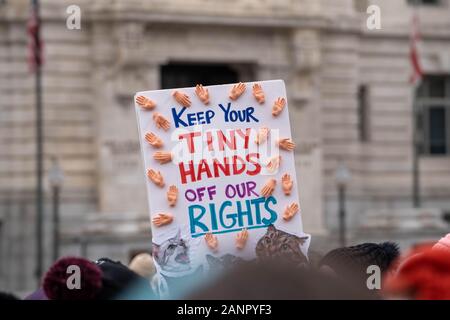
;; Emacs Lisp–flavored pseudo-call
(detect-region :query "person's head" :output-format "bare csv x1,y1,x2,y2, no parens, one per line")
383,244,450,300
0,291,20,300
42,256,154,300
318,242,400,287
43,256,103,300
128,253,156,280
94,257,155,299
187,259,376,299
432,233,450,254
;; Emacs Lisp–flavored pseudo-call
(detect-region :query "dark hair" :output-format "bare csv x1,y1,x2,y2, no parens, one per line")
0,291,20,300
94,257,155,300
187,260,377,300
318,242,400,289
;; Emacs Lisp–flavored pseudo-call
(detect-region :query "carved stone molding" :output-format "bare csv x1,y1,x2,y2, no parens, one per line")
291,29,321,72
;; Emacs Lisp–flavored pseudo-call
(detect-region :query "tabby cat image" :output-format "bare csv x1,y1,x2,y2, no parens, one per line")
256,224,308,267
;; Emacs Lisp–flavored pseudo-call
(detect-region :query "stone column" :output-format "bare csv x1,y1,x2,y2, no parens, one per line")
91,21,159,219
289,28,326,235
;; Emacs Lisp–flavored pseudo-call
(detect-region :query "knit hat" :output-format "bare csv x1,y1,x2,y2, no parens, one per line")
383,245,450,300
43,257,103,300
0,291,20,300
42,256,154,300
94,257,154,300
432,233,450,254
319,242,400,278
129,253,156,279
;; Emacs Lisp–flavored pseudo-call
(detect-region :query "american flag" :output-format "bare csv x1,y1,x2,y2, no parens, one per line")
409,13,423,86
27,0,43,72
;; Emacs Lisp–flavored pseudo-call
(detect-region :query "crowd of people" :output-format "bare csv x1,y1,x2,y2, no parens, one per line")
1,233,450,300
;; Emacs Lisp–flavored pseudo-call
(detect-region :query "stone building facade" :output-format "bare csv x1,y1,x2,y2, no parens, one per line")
1,0,450,293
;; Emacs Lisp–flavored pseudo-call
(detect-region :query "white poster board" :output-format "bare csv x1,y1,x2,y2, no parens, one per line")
134,80,310,285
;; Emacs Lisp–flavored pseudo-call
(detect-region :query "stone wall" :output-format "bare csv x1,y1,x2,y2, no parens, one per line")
321,0,450,248
1,0,450,293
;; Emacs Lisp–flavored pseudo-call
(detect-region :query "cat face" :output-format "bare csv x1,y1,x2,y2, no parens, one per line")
152,231,191,273
256,225,308,266
206,254,244,271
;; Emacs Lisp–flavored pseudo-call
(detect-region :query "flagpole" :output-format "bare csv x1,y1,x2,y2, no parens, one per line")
31,0,44,282
412,86,420,208
411,2,421,208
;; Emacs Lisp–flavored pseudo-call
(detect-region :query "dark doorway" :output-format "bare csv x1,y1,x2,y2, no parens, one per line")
160,63,239,89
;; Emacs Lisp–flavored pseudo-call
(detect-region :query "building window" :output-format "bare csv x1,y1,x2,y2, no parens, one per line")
160,63,239,89
407,0,441,6
358,85,370,142
416,75,450,155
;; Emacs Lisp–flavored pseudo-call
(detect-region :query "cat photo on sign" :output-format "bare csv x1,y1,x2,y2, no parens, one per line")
135,80,310,291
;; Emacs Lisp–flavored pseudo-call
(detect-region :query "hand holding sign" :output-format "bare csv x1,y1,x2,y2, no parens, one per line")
272,97,286,117
167,185,178,207
252,83,265,104
283,203,299,221
145,132,163,148
266,155,282,173
136,95,156,110
153,151,173,164
261,178,276,198
229,82,246,100
135,80,310,285
153,112,171,131
255,127,270,145
278,138,296,151
195,84,210,105
173,90,192,108
235,229,249,250
282,173,293,196
152,213,173,227
147,169,165,188
205,232,219,252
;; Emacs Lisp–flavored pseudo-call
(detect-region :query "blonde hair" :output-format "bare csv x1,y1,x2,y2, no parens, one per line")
129,253,156,279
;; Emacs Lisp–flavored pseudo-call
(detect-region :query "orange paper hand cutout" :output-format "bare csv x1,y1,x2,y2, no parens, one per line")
260,178,276,198
145,132,163,148
255,127,270,145
172,90,191,108
153,151,172,164
153,112,170,131
195,84,210,105
267,155,282,173
252,83,265,104
281,173,293,196
272,97,286,117
236,228,249,250
136,95,156,110
152,213,173,227
278,138,296,151
205,232,219,252
283,203,299,221
167,185,178,207
147,169,165,188
229,82,246,100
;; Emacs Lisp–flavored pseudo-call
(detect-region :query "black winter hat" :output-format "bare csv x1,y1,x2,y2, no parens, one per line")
319,242,400,276
94,257,154,299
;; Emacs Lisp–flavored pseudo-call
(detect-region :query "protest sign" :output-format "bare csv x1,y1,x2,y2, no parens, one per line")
134,80,310,284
